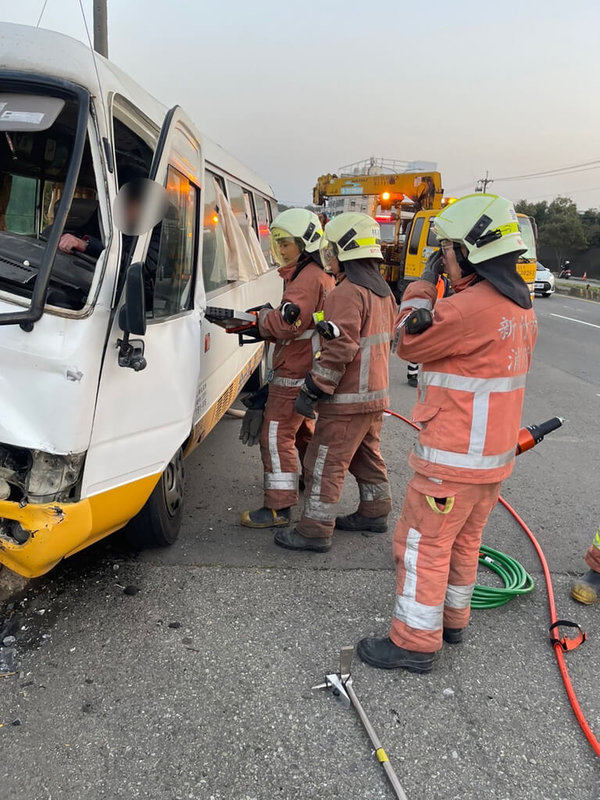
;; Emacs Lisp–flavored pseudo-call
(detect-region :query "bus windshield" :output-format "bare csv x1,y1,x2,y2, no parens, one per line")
517,215,536,260
0,89,101,311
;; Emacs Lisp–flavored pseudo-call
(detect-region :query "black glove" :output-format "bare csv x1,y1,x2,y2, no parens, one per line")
420,249,443,285
239,408,263,446
295,373,325,419
295,386,319,419
281,302,300,324
315,320,340,340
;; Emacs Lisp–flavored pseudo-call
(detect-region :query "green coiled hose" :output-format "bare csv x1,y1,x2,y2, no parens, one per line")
471,544,535,608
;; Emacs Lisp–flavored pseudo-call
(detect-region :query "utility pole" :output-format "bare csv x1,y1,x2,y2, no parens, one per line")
475,171,493,193
93,0,108,58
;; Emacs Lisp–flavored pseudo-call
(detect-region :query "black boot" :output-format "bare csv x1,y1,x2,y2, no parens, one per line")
335,512,388,533
357,637,434,673
274,527,331,553
443,627,464,645
407,376,418,388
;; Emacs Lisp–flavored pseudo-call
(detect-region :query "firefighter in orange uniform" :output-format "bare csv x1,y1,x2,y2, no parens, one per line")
274,213,397,552
358,194,537,673
240,209,334,528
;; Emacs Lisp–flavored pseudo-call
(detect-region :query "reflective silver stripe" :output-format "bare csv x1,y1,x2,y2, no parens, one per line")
358,481,391,502
414,442,515,470
271,376,305,388
297,329,314,340
303,497,336,521
265,472,298,491
312,362,343,383
445,583,475,609
358,344,370,394
394,527,443,631
420,372,527,393
326,389,388,405
268,421,281,473
311,330,320,356
311,444,328,498
359,332,391,346
398,297,432,313
469,392,490,456
303,444,330,520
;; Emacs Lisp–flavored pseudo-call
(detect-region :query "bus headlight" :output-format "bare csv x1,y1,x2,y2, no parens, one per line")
27,451,85,502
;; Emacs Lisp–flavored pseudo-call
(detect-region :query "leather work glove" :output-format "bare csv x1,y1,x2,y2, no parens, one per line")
295,386,319,419
239,408,264,446
420,249,443,285
239,384,269,446
294,374,325,419
280,302,301,325
315,320,340,341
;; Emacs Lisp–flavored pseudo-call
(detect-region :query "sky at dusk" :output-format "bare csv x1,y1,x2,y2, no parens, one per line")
2,0,599,209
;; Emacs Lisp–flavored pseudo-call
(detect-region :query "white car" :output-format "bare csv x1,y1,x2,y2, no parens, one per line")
534,262,555,297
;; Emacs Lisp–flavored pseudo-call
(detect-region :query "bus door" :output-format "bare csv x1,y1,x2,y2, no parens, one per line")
403,210,439,280
82,106,204,501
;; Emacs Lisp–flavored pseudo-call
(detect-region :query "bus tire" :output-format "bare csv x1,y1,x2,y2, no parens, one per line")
126,448,185,549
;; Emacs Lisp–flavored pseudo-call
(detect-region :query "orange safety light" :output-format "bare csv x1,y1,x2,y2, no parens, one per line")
212,214,219,225
381,191,391,201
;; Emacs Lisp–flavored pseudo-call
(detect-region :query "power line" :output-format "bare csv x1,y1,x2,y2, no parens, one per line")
494,160,600,183
36,0,49,26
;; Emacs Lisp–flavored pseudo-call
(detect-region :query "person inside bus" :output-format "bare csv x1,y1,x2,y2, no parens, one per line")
239,209,334,529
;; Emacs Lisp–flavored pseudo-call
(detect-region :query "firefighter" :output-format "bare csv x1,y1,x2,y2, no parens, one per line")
357,194,537,673
240,209,334,528
273,213,397,552
571,526,600,604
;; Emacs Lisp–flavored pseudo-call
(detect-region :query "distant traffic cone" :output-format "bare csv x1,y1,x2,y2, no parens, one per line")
582,271,587,281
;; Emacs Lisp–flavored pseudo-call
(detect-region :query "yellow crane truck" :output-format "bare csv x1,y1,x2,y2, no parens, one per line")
314,173,537,299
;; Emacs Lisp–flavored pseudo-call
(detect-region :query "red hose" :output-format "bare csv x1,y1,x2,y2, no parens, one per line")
385,407,600,757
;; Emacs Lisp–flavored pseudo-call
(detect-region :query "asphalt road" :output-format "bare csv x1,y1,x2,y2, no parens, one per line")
1,294,599,800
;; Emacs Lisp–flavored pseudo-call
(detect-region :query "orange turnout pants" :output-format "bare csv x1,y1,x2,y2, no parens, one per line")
391,473,502,653
260,389,315,511
297,410,392,539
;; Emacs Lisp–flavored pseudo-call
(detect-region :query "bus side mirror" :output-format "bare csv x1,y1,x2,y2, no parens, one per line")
117,262,147,371
119,262,146,336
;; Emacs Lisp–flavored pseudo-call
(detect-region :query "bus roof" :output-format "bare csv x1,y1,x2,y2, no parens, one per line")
0,22,275,198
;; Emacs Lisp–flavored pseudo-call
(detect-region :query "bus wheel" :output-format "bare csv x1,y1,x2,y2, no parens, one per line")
126,449,185,549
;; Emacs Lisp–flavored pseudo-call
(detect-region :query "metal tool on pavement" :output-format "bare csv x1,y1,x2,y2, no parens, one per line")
313,646,409,800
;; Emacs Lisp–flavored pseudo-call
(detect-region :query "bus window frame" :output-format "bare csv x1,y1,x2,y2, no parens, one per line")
0,81,113,323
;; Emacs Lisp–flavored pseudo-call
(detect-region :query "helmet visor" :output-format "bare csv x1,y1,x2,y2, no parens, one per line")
319,235,339,273
270,228,302,266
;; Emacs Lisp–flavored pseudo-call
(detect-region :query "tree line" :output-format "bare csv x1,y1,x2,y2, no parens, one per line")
515,197,600,270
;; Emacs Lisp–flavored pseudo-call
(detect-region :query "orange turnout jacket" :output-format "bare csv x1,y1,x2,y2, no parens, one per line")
397,276,537,484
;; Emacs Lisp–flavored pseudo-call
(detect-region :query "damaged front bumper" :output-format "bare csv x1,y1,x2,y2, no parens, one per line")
0,474,160,578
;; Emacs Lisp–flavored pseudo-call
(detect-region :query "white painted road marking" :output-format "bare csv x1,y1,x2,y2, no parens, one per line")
550,313,600,329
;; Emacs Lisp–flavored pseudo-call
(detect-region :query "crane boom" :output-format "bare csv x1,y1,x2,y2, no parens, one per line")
313,171,443,209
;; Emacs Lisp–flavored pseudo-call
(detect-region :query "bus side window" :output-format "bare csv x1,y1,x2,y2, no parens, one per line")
149,165,198,318
202,171,228,293
408,216,424,255
253,193,271,259
226,179,249,237
243,189,257,234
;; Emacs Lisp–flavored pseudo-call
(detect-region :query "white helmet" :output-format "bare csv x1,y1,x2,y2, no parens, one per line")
320,212,383,267
433,194,526,265
270,208,323,257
